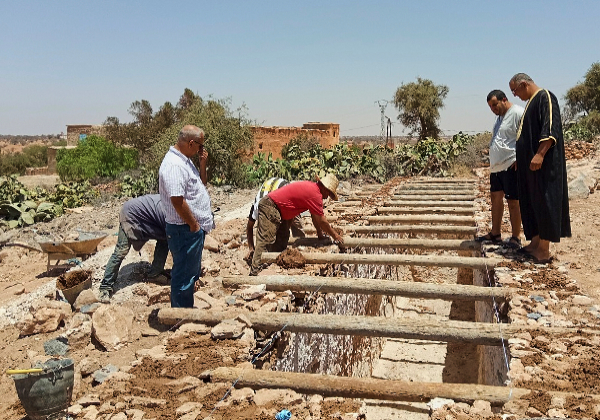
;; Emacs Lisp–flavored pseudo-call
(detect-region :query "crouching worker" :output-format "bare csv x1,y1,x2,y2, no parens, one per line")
98,194,169,302
249,174,343,276
245,177,306,265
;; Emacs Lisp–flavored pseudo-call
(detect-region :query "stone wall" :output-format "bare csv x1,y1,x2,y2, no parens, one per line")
47,146,76,174
250,122,339,159
66,125,105,146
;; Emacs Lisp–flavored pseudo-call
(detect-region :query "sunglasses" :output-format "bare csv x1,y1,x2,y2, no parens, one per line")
511,82,524,95
192,139,204,150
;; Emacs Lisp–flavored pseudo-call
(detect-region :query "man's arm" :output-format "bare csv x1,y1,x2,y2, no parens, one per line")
311,214,343,244
170,196,200,232
246,219,255,251
199,149,208,185
310,213,326,239
530,139,553,171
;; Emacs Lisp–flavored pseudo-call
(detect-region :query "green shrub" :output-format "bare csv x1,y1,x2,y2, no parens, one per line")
0,175,98,229
564,123,595,142
246,133,472,183
118,169,158,198
56,135,138,182
450,132,490,174
146,98,254,187
0,144,49,176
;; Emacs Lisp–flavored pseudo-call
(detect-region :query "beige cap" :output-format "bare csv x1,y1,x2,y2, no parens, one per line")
318,173,339,201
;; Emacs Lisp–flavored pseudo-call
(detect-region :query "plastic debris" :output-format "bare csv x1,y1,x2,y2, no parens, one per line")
275,409,291,420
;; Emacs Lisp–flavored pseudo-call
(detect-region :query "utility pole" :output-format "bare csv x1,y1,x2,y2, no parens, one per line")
375,100,388,143
386,117,393,148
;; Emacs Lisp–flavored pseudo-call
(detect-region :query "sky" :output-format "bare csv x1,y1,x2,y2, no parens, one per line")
1,0,599,137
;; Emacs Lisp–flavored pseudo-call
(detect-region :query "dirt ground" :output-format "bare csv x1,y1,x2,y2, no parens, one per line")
1,146,600,419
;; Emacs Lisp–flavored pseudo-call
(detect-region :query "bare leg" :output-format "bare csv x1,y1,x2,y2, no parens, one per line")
529,237,551,261
523,235,541,252
490,191,504,236
506,199,522,239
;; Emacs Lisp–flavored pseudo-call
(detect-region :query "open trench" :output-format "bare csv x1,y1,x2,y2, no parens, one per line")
269,178,509,419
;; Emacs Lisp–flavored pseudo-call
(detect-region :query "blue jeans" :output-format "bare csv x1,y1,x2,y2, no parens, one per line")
100,225,169,292
166,223,205,308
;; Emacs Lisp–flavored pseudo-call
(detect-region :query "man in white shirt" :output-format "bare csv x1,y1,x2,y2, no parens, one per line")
159,125,214,307
478,90,524,248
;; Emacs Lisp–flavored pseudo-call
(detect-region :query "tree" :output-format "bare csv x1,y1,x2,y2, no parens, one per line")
393,77,449,140
565,62,600,133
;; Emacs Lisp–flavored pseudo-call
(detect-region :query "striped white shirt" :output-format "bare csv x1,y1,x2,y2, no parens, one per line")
158,146,214,232
250,177,289,221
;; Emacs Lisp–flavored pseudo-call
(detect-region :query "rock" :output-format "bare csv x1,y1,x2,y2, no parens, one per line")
227,240,241,249
68,404,83,416
193,291,223,309
525,406,543,417
92,305,139,351
230,387,255,402
204,235,220,252
92,364,119,384
43,337,69,356
551,395,566,408
211,319,244,339
176,402,203,414
253,389,303,406
203,259,221,274
428,398,455,411
233,284,266,301
547,408,568,418
80,303,102,315
123,395,167,407
17,300,72,337
568,173,593,199
74,289,98,310
146,285,171,305
173,323,211,337
166,376,203,393
470,400,493,418
109,413,127,420
98,402,114,413
572,294,593,306
82,405,99,419
77,395,101,407
79,358,102,377
549,341,568,353
225,296,237,305
125,409,145,420
260,302,278,312
64,313,92,349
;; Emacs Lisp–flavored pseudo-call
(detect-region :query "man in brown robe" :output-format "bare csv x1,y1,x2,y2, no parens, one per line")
508,73,571,263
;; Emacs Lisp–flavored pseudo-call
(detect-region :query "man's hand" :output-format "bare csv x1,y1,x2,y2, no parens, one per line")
199,148,208,162
190,222,201,233
332,232,344,245
530,154,544,171
244,250,254,266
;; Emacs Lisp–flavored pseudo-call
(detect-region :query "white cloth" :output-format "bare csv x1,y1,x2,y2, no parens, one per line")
250,177,288,221
489,104,524,173
158,146,214,232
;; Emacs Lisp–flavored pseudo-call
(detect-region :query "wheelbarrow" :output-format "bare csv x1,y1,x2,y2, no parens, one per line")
36,231,107,273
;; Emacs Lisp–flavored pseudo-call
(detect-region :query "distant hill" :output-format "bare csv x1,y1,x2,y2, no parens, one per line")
0,134,62,144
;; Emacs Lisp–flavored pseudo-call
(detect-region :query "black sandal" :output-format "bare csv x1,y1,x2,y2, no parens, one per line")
507,236,521,249
476,232,502,243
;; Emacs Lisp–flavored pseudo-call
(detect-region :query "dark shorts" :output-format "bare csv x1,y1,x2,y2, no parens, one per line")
490,166,519,200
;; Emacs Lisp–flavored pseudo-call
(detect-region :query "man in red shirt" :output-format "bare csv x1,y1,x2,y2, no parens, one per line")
249,174,343,276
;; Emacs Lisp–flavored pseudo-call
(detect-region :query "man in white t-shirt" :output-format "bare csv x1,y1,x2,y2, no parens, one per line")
477,90,524,248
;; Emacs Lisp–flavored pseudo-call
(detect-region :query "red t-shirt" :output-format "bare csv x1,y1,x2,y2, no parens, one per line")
268,181,324,220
